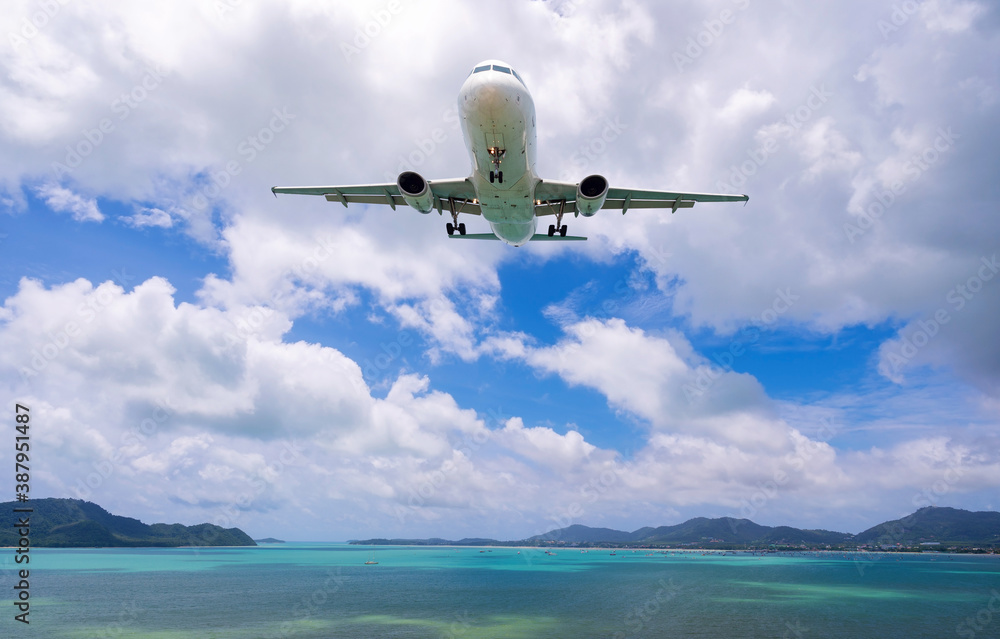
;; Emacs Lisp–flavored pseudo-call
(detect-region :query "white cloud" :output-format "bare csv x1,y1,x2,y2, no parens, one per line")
0,0,998,539
35,184,103,222
124,206,173,228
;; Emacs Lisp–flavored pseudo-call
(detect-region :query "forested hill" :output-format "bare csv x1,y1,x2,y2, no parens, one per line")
0,498,256,547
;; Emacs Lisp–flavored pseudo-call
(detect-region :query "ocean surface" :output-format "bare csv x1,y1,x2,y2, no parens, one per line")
6,544,999,638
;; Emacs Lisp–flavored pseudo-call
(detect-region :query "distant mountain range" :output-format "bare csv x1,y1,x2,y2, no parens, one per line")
852,507,1000,545
0,498,256,547
352,507,1000,548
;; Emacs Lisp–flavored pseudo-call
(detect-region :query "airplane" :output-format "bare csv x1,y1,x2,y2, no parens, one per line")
272,59,748,247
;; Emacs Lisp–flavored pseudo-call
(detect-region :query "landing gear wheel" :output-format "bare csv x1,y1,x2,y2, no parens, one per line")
458,222,467,236
446,222,455,236
559,225,567,237
489,171,495,183
498,171,503,184
547,224,556,237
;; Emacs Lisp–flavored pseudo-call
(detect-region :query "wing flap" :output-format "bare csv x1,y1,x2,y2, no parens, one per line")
602,199,696,211
606,187,748,203
272,177,481,214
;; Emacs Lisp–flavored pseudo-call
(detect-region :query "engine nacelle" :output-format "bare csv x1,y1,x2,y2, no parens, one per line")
576,174,609,217
397,171,434,214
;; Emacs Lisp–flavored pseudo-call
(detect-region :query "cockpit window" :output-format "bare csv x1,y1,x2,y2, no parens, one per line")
510,69,527,88
473,65,491,74
492,65,512,74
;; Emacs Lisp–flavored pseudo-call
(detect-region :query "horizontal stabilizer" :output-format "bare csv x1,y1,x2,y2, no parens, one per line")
447,233,501,240
529,234,587,241
447,233,587,241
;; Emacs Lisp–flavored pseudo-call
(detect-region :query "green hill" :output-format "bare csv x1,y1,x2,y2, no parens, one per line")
854,506,1000,546
0,498,256,547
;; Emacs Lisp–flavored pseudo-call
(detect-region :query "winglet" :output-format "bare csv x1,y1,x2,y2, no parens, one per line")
271,186,277,198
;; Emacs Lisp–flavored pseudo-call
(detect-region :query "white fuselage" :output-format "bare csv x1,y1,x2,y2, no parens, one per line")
458,60,538,246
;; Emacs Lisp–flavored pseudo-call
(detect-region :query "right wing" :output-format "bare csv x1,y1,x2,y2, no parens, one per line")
533,180,748,215
271,178,482,215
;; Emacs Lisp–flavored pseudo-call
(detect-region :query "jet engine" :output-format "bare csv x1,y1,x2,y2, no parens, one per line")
576,174,609,217
396,171,435,214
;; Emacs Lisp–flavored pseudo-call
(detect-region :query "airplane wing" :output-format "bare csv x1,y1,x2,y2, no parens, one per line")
271,178,482,214
533,180,748,216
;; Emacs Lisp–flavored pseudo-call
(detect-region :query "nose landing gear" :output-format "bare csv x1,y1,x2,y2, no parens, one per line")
487,146,505,184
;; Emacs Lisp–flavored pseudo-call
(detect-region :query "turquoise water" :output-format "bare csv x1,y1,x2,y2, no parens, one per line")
8,545,999,638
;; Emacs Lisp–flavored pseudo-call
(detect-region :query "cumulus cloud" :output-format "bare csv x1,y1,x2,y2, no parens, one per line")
124,206,173,228
0,0,998,538
35,184,103,222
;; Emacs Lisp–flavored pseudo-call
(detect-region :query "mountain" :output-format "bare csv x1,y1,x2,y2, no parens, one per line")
534,517,852,546
527,524,637,544
853,506,1000,546
352,507,997,548
0,498,256,547
352,537,503,546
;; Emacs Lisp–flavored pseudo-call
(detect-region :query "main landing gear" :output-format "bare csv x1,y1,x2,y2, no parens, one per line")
487,146,505,184
546,199,569,236
445,197,467,236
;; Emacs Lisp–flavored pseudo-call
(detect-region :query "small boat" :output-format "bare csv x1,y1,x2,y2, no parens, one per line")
364,549,378,565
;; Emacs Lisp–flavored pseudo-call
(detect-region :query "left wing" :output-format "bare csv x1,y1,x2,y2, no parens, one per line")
533,180,748,215
271,178,481,214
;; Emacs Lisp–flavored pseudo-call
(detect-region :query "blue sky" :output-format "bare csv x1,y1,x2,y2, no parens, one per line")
1,0,998,541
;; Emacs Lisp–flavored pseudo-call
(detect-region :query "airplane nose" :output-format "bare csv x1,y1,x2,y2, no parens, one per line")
472,84,510,114
470,83,500,104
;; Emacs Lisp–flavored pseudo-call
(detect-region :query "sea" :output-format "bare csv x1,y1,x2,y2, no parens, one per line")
7,544,998,638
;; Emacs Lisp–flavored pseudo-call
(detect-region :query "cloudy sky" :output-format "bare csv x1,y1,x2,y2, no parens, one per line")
1,0,998,542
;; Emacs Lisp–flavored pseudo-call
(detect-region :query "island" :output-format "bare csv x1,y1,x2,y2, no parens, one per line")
0,498,256,547
351,507,1000,553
